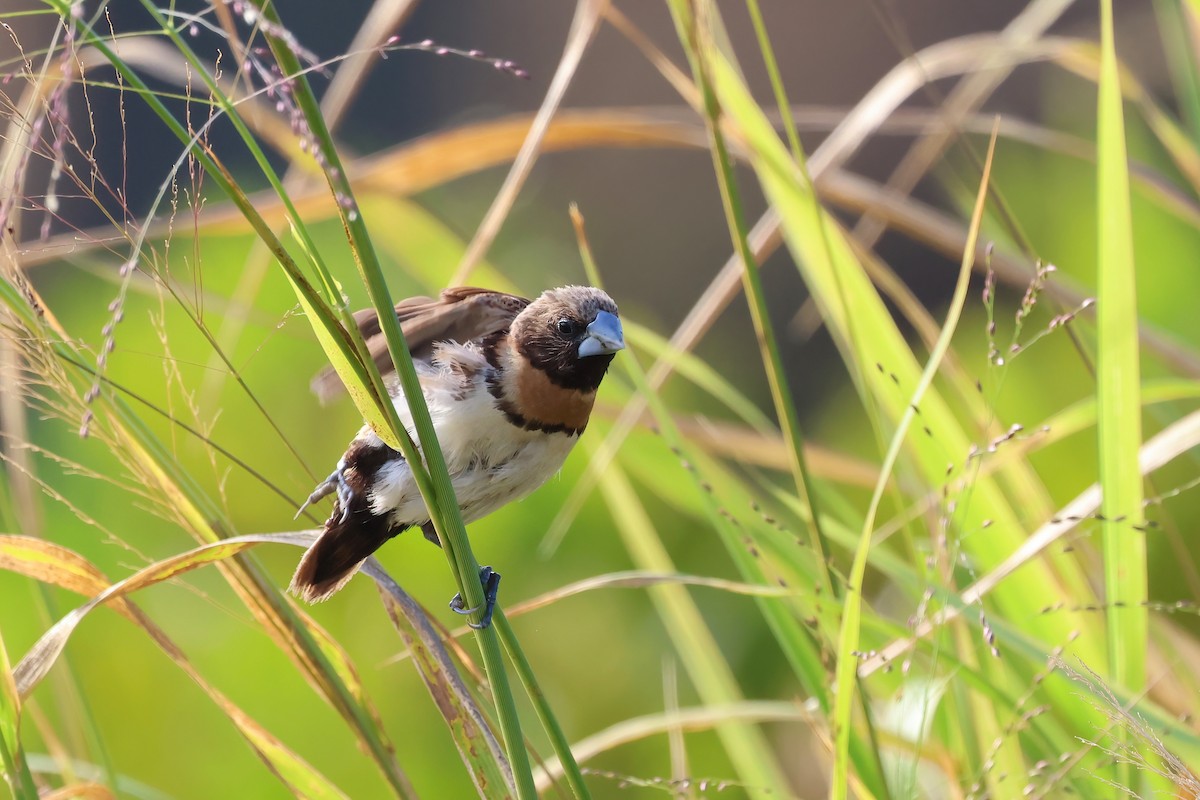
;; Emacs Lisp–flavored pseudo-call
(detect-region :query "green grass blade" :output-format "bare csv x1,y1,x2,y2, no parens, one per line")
704,24,1103,649
572,206,798,795
1096,0,1147,691
573,207,890,796
492,612,590,800
742,0,803,161
829,128,997,800
1156,0,1200,142
1096,0,1148,789
595,464,795,796
0,269,416,797
251,8,536,793
0,629,37,800
696,34,1129,795
668,0,836,600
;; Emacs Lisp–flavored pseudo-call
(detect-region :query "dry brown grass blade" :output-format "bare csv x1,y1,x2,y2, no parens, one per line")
15,109,712,268
4,530,508,796
355,110,707,199
811,34,1071,178
451,0,609,283
320,0,420,131
589,401,879,485
364,563,512,798
0,534,350,798
0,538,143,626
851,0,1075,249
858,409,1200,678
10,532,315,697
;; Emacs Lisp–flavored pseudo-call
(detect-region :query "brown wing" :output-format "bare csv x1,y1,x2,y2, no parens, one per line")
311,287,530,403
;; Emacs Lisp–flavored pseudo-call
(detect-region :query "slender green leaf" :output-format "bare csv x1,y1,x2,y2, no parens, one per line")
250,4,537,793
0,535,349,799
1096,0,1147,693
1096,1,1149,790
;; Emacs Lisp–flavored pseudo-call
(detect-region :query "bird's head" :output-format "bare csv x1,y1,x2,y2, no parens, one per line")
509,286,624,392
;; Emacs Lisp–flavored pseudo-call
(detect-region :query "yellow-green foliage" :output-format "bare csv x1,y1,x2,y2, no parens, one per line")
4,2,1200,799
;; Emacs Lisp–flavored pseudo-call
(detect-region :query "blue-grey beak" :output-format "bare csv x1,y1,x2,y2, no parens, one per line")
578,310,624,358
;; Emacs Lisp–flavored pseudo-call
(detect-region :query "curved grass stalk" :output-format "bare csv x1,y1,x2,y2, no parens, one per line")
572,204,876,795
22,8,418,794
828,128,996,800
668,0,836,603
249,2,535,791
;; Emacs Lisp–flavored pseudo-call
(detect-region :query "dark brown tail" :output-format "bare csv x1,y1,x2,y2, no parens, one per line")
290,505,401,603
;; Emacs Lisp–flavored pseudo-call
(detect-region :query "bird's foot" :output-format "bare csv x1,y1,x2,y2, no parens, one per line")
449,566,502,630
294,459,355,522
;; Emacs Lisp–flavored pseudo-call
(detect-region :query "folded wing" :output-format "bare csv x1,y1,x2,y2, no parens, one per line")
311,286,530,403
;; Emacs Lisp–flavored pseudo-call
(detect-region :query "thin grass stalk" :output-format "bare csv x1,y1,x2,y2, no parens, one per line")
736,6,914,593
0,28,119,792
1,353,116,791
250,3,536,794
5,17,416,795
742,0,802,162
668,0,836,601
594,465,795,796
0,632,37,800
106,392,421,797
452,0,605,284
830,128,997,798
51,1,396,440
570,208,887,796
0,727,36,800
1152,0,1200,143
201,0,420,409
1096,0,1148,790
53,1,531,792
491,611,590,800
664,6,896,792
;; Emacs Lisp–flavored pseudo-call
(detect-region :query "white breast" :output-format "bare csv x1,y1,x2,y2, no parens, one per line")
357,349,579,528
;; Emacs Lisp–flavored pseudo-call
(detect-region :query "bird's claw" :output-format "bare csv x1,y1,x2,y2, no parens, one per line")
449,566,501,629
295,459,354,522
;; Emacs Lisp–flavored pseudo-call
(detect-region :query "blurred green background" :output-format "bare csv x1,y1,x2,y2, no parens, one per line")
4,1,1200,798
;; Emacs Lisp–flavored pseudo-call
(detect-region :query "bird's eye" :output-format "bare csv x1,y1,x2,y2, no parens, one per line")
556,318,579,336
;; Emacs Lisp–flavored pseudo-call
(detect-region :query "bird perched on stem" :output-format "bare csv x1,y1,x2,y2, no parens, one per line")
290,286,624,628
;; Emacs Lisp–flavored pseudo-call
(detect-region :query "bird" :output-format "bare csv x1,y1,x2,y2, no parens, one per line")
289,285,624,628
